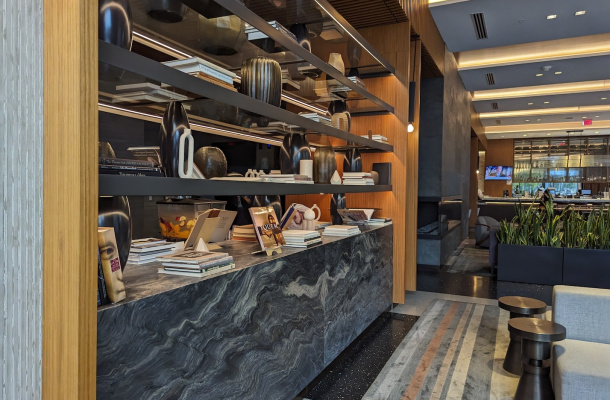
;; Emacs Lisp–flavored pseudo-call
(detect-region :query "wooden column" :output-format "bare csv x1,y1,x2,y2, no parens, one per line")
43,0,98,399
484,139,514,197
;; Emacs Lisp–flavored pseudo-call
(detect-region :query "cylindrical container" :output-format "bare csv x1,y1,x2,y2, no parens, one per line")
147,0,187,23
313,146,337,184
240,56,282,127
300,159,313,180
99,0,132,81
159,102,190,178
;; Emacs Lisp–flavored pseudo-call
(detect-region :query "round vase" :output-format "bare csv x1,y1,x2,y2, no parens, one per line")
343,147,362,172
198,15,247,56
98,196,132,271
147,0,187,23
280,132,312,174
326,53,345,89
331,193,346,225
159,102,190,178
99,0,132,81
193,146,228,178
313,146,337,184
241,56,282,127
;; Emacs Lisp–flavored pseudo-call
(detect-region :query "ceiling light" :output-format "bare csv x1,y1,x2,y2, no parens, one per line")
538,119,542,121
472,80,610,101
596,116,600,118
555,71,562,75
525,119,530,122
575,11,586,16
528,102,534,105
603,98,608,100
523,134,528,136
536,73,544,77
544,101,550,104
583,116,588,118
547,15,557,20
596,131,600,133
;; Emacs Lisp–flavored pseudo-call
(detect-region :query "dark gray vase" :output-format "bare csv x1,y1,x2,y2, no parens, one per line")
290,23,311,52
313,146,337,184
159,102,190,178
343,147,362,172
147,0,187,23
240,56,282,127
193,147,228,178
331,193,346,225
98,196,132,271
99,0,132,81
280,132,311,174
254,195,283,221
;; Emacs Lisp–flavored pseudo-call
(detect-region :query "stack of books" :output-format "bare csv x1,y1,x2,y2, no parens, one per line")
245,20,296,42
331,76,366,93
367,218,393,226
315,221,332,229
322,225,361,237
282,230,322,248
157,250,235,277
262,174,314,184
162,57,237,92
232,224,258,242
99,156,163,177
128,238,176,264
360,134,389,143
342,172,375,185
113,82,189,103
282,71,300,91
298,112,332,126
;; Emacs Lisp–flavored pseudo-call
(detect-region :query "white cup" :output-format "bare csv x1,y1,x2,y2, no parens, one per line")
300,159,313,180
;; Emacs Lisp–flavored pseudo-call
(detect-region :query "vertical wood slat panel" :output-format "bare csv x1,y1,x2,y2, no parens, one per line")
43,0,98,399
1,1,44,399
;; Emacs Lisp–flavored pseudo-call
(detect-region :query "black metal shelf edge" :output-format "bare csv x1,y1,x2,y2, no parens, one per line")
99,175,392,196
99,41,393,152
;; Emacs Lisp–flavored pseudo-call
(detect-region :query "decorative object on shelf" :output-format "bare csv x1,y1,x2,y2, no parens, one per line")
280,132,311,174
99,141,116,159
343,146,362,173
326,53,345,89
346,38,362,78
290,23,311,52
253,195,283,222
331,193,347,225
178,128,194,178
328,100,351,132
198,15,247,56
303,204,321,231
241,56,282,127
97,227,126,303
330,170,342,185
299,159,314,180
147,0,187,23
98,196,132,272
313,146,337,184
373,162,391,185
193,146,227,179
370,170,379,185
250,206,285,254
159,101,190,178
98,0,132,81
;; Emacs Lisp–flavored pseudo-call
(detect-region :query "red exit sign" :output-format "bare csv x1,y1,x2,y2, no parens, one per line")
583,119,593,126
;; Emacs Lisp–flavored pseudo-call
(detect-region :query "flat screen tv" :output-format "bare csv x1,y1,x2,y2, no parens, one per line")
485,166,513,181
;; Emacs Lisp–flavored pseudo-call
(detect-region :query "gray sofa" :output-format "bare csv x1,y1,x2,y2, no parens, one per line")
551,285,610,400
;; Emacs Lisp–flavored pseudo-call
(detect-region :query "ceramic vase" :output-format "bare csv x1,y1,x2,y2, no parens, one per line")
328,100,351,132
346,38,362,77
98,0,132,81
147,0,187,23
193,147,228,178
343,147,362,172
198,15,247,56
241,56,282,127
98,196,132,271
327,53,345,89
280,132,312,174
290,23,311,52
331,193,346,225
313,146,337,184
160,102,190,178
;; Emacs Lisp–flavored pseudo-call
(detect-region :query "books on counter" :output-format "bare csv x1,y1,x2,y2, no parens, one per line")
232,224,258,242
157,250,235,277
127,238,177,264
342,172,375,185
360,134,389,143
367,218,393,226
282,230,322,248
322,225,361,237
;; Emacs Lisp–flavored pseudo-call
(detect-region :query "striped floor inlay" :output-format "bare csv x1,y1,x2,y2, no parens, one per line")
363,300,519,400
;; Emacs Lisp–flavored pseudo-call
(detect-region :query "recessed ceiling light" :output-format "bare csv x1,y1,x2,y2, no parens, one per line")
544,101,550,104
523,134,528,136
528,102,534,105
583,116,588,119
547,15,557,20
537,119,542,121
555,71,562,75
536,73,544,77
595,116,600,118
525,119,530,122
501,136,505,138
547,133,551,136
602,98,608,100
595,131,600,133
575,10,586,16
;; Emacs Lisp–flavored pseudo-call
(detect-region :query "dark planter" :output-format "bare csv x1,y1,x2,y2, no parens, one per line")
194,147,227,178
98,0,132,81
280,132,311,174
563,248,610,289
331,193,346,225
159,102,190,178
98,196,132,271
240,56,282,127
497,244,563,285
313,146,337,184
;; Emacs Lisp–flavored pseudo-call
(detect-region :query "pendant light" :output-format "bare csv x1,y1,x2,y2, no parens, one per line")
408,36,419,133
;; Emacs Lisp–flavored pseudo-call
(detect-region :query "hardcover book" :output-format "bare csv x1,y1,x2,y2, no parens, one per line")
97,247,109,306
249,206,285,251
97,228,126,303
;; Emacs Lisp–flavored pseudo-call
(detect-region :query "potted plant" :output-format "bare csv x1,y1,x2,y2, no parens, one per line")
496,200,565,285
562,207,610,289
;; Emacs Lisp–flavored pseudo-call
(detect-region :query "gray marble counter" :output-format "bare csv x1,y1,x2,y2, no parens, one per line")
97,225,393,399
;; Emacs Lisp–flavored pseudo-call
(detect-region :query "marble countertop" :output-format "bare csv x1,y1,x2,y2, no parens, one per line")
480,197,610,204
99,224,392,312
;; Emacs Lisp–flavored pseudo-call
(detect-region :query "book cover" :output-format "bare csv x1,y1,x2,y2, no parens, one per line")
132,238,167,247
97,247,109,306
99,157,155,168
97,228,126,303
208,210,238,243
249,206,285,251
127,146,162,167
280,203,309,230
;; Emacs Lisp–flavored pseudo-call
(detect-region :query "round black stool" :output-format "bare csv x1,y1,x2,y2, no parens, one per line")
509,318,566,400
498,296,547,374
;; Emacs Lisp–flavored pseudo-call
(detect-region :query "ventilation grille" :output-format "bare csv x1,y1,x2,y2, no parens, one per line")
491,102,499,110
486,73,496,86
496,119,502,125
470,12,488,40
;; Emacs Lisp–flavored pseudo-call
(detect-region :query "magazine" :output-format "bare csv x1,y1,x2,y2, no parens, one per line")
249,206,286,251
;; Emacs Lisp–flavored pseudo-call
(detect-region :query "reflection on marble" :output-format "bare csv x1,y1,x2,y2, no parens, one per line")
97,225,393,400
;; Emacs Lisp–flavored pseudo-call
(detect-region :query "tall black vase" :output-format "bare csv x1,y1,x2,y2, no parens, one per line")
159,102,190,178
313,146,337,184
343,147,362,172
331,193,347,225
280,132,311,174
98,0,132,81
240,56,282,127
98,196,132,271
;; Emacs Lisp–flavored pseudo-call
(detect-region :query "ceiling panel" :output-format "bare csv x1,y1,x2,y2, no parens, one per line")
487,127,610,140
459,55,610,91
481,112,610,127
473,90,610,113
429,0,610,52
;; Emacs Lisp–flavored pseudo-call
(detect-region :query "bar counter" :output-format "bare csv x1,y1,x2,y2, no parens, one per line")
97,224,393,399
480,196,610,204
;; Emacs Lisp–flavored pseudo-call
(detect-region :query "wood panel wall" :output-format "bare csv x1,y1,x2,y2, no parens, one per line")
43,0,98,399
400,0,445,74
484,139,514,197
1,1,44,399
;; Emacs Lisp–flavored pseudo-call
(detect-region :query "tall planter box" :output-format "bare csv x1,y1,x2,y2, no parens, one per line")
563,248,610,289
497,244,563,285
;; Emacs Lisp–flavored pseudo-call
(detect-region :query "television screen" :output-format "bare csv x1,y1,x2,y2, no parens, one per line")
485,166,513,180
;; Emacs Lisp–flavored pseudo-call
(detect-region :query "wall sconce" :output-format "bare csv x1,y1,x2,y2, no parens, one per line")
408,81,415,132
